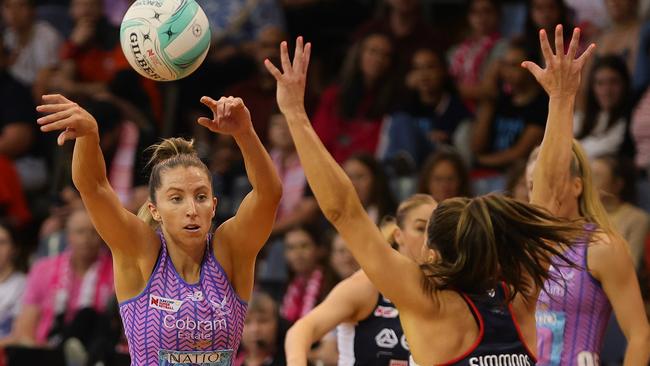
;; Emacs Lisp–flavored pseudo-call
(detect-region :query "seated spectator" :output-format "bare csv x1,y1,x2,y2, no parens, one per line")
471,38,548,192
2,0,63,101
0,45,44,193
0,221,26,338
225,27,288,144
281,225,336,324
448,0,506,110
575,55,631,158
342,154,396,224
0,207,114,348
267,112,317,236
379,47,472,169
522,0,575,56
235,291,288,366
564,0,609,42
353,0,444,76
312,32,397,163
594,0,641,76
49,0,124,98
591,156,650,269
200,0,285,59
208,134,249,226
417,149,472,203
329,233,359,281
36,186,82,259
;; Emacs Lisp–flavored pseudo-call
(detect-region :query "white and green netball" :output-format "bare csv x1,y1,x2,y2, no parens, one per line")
120,0,211,81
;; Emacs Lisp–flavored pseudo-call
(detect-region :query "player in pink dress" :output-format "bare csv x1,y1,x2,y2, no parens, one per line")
37,95,282,365
525,25,650,366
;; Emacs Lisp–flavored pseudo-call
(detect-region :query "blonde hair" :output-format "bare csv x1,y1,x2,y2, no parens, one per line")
569,141,617,237
528,140,617,237
136,138,211,228
382,194,437,248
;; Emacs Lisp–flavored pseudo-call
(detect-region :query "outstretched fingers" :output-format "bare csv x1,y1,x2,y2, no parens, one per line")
521,60,544,80
42,94,72,105
566,27,581,61
264,59,282,80
576,43,596,67
303,42,312,75
539,29,555,65
293,36,304,73
280,41,291,74
554,24,564,58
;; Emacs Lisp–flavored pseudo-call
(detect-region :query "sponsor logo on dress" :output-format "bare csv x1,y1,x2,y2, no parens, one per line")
209,296,231,317
375,328,399,349
187,291,204,302
374,305,399,318
150,295,183,312
159,349,233,365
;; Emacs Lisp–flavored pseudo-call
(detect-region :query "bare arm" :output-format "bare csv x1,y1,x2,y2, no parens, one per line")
199,97,282,298
522,26,595,214
589,235,650,365
264,38,425,309
286,272,376,366
37,95,158,299
477,125,544,167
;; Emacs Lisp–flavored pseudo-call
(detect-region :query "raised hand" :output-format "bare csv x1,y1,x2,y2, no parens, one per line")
37,94,99,146
264,36,311,115
521,25,595,98
197,96,253,137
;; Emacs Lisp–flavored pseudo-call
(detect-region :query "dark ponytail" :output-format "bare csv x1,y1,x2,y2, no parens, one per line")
137,138,212,227
422,194,587,302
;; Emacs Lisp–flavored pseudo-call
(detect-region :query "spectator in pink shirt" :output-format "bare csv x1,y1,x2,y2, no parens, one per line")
0,207,113,347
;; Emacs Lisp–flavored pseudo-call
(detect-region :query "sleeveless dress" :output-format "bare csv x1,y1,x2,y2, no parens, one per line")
337,294,410,365
536,225,612,366
410,284,536,366
119,233,247,366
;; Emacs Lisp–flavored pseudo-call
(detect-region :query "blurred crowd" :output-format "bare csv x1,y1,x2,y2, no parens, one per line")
0,0,649,365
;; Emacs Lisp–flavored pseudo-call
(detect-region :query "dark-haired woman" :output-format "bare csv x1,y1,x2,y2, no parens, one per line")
574,55,631,158
417,149,472,202
280,224,337,324
312,32,396,163
37,94,282,365
265,32,593,364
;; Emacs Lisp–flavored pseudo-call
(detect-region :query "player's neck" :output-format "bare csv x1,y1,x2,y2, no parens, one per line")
165,234,204,284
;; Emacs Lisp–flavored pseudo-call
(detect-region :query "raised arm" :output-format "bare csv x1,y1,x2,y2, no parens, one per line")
522,26,594,214
201,97,282,296
285,272,375,366
264,38,424,309
37,95,158,260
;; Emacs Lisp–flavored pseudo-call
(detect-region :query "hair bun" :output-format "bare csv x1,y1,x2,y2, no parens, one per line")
147,137,197,167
